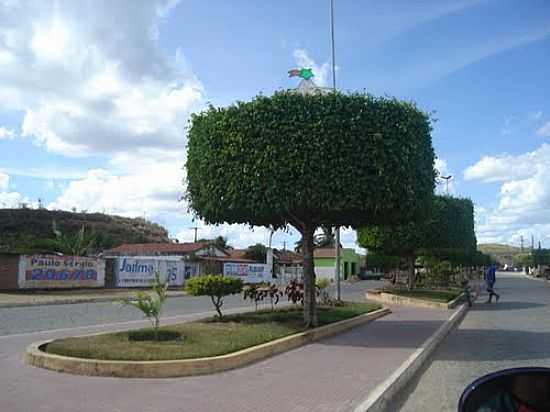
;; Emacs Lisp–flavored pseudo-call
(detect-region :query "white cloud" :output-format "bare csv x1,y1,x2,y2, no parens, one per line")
0,171,9,190
0,126,15,139
48,155,185,218
1,0,208,232
0,171,31,208
536,121,550,137
0,0,204,157
464,145,550,182
293,49,331,88
0,191,24,208
466,144,550,246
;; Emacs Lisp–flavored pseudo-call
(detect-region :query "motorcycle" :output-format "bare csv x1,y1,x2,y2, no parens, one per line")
459,367,550,412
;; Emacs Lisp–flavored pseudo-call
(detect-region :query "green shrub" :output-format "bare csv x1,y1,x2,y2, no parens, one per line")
186,275,243,318
316,278,331,290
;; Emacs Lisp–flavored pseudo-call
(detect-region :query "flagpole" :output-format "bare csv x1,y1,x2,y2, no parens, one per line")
330,0,341,301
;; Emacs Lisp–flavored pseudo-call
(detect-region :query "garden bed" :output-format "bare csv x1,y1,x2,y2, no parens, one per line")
44,302,382,361
381,288,462,303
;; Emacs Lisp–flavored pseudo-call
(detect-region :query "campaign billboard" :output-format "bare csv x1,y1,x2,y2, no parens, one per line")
18,255,105,289
223,263,271,284
115,257,186,287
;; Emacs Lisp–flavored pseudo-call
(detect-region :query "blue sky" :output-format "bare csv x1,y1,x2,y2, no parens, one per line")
1,0,550,250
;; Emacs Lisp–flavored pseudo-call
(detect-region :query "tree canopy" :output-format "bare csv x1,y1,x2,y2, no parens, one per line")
244,243,267,262
358,196,477,287
186,91,436,231
358,196,476,258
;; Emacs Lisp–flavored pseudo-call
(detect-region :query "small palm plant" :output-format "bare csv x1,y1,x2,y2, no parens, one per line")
51,221,96,256
119,272,169,340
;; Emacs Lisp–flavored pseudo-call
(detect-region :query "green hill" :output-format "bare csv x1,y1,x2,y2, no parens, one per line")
0,208,169,255
478,243,525,266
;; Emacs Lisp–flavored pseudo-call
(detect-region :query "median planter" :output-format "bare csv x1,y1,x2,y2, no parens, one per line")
26,305,390,378
366,289,465,310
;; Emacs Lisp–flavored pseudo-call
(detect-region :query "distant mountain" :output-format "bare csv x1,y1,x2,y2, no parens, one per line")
478,243,525,266
0,208,169,255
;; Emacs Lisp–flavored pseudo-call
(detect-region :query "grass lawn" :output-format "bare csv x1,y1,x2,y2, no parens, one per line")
382,288,462,303
45,302,381,361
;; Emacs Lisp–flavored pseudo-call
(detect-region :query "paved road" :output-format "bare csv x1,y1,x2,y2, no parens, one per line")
396,273,550,411
0,280,385,336
0,279,451,412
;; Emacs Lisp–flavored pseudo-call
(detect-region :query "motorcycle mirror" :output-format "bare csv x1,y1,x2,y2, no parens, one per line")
458,367,550,412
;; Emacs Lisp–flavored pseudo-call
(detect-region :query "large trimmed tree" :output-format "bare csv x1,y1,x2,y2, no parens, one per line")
186,91,436,326
358,195,476,289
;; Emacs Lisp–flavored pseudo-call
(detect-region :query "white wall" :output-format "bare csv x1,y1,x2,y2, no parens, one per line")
315,266,335,281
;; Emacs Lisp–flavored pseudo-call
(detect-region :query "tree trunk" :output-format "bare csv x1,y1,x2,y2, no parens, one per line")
211,296,223,318
153,317,159,340
301,225,318,328
407,255,416,290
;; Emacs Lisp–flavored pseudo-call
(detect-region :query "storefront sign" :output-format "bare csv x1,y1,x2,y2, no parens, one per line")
223,263,270,283
18,255,105,289
115,258,186,287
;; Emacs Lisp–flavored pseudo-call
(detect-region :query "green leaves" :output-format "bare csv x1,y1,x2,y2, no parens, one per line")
50,221,96,256
185,91,436,229
185,275,243,317
119,272,169,339
358,196,477,264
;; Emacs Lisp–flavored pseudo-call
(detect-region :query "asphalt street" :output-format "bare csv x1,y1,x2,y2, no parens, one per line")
0,279,383,336
396,273,550,411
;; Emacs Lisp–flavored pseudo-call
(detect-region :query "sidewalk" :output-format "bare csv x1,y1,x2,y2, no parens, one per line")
0,289,187,308
1,303,453,412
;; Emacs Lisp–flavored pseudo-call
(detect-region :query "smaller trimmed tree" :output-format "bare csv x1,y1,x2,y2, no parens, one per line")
358,196,476,289
186,275,243,318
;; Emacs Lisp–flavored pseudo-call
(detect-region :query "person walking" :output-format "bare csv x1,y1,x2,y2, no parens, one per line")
485,263,500,303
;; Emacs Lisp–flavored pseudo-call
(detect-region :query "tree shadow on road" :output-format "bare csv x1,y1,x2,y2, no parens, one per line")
320,320,445,349
471,301,546,311
435,327,550,362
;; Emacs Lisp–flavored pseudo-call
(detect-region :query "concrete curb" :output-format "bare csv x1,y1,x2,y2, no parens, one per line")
26,307,391,378
523,274,549,283
365,290,465,310
0,292,187,309
353,300,473,412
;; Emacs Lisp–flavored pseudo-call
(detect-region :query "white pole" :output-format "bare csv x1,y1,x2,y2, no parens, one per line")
330,0,336,91
267,228,274,279
330,0,341,300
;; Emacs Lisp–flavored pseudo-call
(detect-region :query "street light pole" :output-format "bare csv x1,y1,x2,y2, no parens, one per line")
330,0,341,301
441,175,452,195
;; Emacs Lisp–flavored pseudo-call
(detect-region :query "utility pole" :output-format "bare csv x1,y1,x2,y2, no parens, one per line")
532,235,535,251
190,226,199,242
331,0,341,301
520,235,524,252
